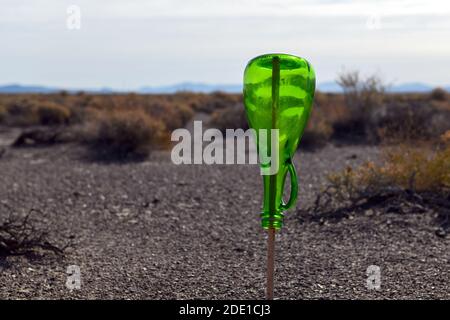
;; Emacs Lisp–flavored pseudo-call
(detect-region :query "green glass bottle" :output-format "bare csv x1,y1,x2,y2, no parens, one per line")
243,53,316,230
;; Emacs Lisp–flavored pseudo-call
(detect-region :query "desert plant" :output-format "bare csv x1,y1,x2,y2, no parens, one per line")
306,144,450,236
12,127,77,147
140,100,194,131
300,109,333,150
4,99,40,126
84,109,167,159
337,71,385,111
441,130,450,144
430,87,447,101
0,208,66,256
36,101,71,125
208,103,249,132
376,99,450,143
195,92,242,113
334,71,386,142
328,146,449,197
2,98,71,126
0,104,6,123
1,91,447,150
174,103,195,128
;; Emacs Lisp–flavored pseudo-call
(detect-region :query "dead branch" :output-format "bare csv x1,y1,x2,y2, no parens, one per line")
0,208,68,256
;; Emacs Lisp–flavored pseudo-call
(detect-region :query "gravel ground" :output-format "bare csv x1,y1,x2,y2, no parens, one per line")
0,128,448,299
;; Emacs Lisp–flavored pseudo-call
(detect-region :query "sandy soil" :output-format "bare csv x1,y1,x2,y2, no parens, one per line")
0,128,448,299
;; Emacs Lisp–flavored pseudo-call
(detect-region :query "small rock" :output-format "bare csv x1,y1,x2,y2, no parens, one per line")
117,208,131,217
364,209,374,217
435,228,447,238
210,231,220,241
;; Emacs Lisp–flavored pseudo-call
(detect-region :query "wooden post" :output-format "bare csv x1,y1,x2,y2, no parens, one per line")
266,56,280,300
266,227,275,300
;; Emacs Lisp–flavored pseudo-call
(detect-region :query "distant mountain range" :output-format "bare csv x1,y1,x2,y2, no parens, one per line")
0,84,115,94
0,82,448,94
0,84,60,94
140,82,242,94
317,81,449,93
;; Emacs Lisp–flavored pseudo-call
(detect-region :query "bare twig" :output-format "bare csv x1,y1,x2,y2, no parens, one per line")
0,208,69,256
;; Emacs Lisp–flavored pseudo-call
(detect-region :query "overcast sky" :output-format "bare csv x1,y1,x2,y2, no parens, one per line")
1,0,449,89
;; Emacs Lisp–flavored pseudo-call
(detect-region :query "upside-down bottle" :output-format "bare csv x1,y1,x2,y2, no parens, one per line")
243,53,316,230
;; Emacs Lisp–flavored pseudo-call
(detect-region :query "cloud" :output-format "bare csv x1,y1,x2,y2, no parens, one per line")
2,0,450,21
0,0,449,88
96,0,450,19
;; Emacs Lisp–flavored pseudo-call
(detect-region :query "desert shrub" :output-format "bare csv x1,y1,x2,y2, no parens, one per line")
376,100,450,143
175,103,196,127
333,71,386,143
208,103,248,132
0,208,67,256
300,109,333,150
2,98,71,126
0,104,6,123
337,71,386,109
430,87,447,101
12,127,77,147
4,99,40,126
140,99,194,131
36,102,71,125
84,109,167,159
83,95,104,109
195,92,242,113
299,91,346,150
332,72,450,145
307,143,450,235
313,91,328,106
328,146,450,196
172,92,208,112
441,130,450,144
3,91,446,150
